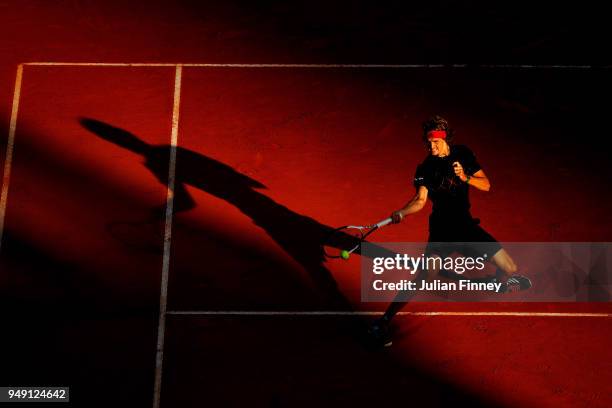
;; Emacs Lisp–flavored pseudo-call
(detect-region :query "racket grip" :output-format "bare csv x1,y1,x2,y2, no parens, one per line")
375,217,393,228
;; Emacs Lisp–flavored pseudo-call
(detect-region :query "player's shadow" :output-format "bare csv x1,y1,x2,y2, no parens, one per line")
80,118,375,310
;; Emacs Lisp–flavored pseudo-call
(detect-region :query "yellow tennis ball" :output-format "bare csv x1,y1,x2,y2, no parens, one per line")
341,250,350,260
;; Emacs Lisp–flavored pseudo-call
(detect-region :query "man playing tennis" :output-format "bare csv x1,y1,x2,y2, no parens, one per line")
369,115,531,347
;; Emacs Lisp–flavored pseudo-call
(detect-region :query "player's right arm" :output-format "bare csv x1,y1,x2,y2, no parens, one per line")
391,185,428,223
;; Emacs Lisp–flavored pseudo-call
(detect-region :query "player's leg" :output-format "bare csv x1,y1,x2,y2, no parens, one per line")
380,267,428,319
369,253,443,347
490,248,532,292
490,248,517,275
464,221,532,293
367,268,428,347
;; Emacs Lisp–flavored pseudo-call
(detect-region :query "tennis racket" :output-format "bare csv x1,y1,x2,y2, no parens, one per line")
323,217,393,259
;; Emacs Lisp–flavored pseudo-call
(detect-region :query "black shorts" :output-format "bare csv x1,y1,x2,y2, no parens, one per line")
425,217,502,259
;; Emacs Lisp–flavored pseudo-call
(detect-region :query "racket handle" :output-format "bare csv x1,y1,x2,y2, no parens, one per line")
375,217,393,228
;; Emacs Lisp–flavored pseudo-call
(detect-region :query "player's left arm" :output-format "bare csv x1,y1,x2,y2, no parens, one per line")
452,162,491,192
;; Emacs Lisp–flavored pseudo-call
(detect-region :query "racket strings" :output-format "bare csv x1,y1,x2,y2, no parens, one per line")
323,226,364,258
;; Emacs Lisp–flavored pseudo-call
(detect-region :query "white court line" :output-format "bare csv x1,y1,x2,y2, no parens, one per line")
167,311,611,317
21,62,610,69
0,64,24,252
152,65,182,408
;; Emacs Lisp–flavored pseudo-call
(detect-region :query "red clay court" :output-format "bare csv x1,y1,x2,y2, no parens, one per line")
0,2,610,407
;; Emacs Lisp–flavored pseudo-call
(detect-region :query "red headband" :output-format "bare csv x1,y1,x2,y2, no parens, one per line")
427,130,447,139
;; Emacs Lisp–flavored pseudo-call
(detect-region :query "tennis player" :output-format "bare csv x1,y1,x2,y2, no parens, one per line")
369,115,531,347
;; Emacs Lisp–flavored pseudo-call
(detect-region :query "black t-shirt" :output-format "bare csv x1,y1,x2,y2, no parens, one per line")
414,145,481,223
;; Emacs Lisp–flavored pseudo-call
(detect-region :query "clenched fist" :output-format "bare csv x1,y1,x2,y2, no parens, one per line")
391,210,404,224
452,161,467,182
